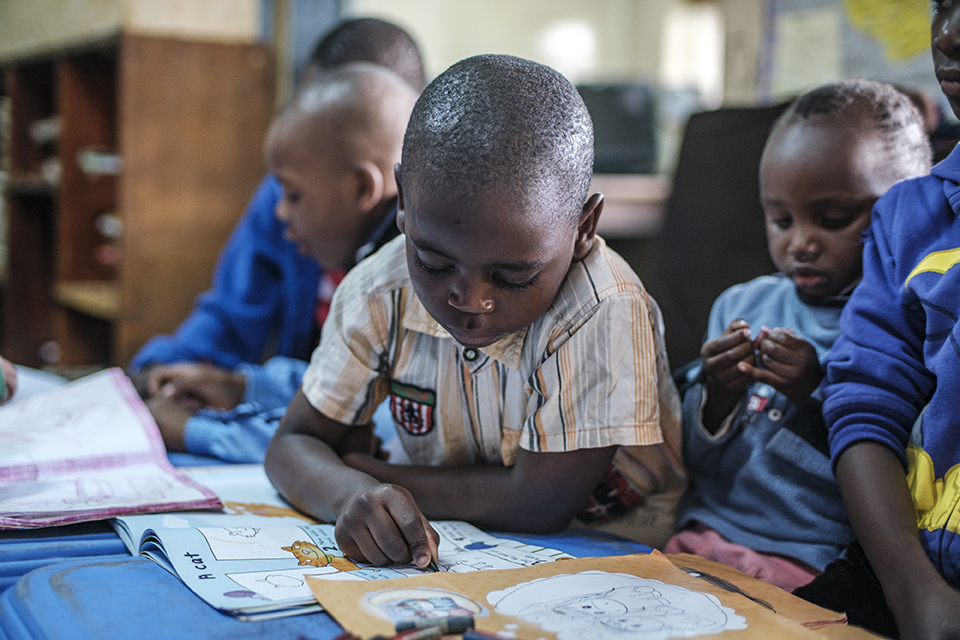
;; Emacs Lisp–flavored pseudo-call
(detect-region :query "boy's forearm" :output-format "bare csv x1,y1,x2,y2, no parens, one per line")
834,441,945,619
264,393,381,522
345,445,616,532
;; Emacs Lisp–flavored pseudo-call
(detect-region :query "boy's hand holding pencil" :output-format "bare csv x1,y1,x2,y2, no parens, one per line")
334,483,440,569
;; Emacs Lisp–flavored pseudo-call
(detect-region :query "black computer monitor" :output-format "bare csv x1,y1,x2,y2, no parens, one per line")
577,83,658,174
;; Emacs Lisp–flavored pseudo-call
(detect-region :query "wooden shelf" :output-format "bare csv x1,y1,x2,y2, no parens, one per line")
6,174,56,195
2,35,274,367
54,281,120,320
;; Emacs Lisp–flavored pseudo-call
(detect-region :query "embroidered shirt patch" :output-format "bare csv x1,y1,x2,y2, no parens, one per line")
389,380,436,436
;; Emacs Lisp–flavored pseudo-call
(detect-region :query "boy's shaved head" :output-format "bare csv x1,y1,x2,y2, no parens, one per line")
273,62,417,172
400,54,594,225
773,79,932,184
307,17,426,92
266,63,417,267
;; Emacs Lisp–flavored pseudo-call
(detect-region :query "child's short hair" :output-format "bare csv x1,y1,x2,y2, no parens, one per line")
308,17,426,92
400,54,594,225
774,79,933,182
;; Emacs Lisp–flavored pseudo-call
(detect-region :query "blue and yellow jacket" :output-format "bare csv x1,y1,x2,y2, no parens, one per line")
824,145,960,587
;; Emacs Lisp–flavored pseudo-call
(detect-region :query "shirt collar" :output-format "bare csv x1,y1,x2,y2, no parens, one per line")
353,199,400,265
402,292,527,370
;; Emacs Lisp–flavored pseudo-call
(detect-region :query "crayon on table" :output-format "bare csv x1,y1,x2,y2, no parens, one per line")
390,626,444,640
395,615,474,633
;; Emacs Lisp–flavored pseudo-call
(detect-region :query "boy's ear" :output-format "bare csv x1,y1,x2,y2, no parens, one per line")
355,161,385,214
573,193,603,261
394,163,406,233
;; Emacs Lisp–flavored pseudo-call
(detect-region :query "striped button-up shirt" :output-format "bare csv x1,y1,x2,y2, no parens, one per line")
302,235,683,513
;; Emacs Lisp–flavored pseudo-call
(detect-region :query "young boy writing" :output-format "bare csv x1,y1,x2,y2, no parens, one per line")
664,81,932,593
143,64,418,460
799,4,960,637
264,54,684,567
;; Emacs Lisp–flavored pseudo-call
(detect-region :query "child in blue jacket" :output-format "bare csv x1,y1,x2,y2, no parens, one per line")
142,65,418,461
665,80,931,594
130,18,426,371
798,4,960,638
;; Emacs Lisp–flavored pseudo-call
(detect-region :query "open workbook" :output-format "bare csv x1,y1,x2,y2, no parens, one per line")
0,368,221,528
113,465,572,621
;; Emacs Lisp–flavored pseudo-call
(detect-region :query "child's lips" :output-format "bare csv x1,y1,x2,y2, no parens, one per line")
939,69,960,97
792,271,826,290
444,322,503,349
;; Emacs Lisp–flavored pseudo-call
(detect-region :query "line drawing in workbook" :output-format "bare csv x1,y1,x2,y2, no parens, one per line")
487,571,747,640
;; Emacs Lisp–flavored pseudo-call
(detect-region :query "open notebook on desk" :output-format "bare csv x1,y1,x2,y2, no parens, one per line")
0,368,221,529
114,465,573,621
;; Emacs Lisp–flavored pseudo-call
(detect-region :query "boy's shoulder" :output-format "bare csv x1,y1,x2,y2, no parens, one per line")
550,237,646,322
710,274,809,332
339,235,410,298
716,274,792,309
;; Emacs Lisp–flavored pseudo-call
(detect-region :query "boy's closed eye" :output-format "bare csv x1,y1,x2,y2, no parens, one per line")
413,253,541,290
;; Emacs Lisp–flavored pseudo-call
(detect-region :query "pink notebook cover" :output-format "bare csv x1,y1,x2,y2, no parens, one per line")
0,368,222,529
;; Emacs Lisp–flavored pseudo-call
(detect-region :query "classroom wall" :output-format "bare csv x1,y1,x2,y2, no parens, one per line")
341,0,722,96
719,0,941,110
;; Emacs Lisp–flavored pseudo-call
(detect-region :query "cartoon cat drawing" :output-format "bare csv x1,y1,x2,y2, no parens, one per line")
281,540,360,571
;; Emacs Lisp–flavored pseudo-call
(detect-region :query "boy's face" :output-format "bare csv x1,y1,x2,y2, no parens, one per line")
760,118,888,298
933,0,960,118
396,176,587,349
265,119,360,268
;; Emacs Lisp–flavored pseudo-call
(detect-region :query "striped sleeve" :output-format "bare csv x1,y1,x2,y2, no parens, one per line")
523,289,663,452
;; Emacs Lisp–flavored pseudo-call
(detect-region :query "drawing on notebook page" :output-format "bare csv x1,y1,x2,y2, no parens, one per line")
487,571,747,640
364,587,485,624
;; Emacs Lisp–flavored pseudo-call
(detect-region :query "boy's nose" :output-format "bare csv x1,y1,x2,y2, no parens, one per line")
789,231,819,261
448,279,495,314
274,202,289,223
935,7,960,56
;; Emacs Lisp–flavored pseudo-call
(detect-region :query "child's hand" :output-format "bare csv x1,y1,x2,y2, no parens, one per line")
334,484,440,568
146,363,245,411
145,393,193,451
738,327,822,405
701,319,755,432
702,319,756,395
0,356,18,404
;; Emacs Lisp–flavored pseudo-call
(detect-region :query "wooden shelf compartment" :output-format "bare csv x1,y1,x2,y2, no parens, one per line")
2,34,274,368
6,60,56,176
54,280,120,321
56,50,117,284
5,173,56,195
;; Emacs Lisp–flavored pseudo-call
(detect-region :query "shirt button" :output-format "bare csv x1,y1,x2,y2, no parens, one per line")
463,348,479,362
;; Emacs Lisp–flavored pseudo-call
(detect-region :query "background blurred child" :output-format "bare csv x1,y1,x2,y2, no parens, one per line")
143,64,417,460
265,54,684,568
130,18,425,372
665,80,932,593
800,4,960,637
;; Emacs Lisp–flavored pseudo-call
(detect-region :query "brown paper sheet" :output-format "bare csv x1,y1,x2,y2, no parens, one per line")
308,551,832,639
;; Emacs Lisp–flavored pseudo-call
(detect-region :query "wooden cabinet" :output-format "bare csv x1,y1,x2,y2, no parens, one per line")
2,34,274,369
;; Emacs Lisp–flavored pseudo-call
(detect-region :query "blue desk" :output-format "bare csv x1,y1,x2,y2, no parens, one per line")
0,527,650,640
0,522,129,593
